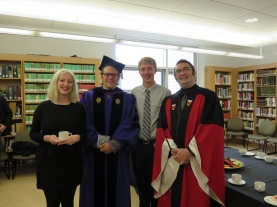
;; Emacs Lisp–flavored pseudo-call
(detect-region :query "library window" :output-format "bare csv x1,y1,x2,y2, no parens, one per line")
116,44,196,94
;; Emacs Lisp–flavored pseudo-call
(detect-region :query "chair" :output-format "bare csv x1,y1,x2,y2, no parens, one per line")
11,131,38,179
0,136,9,179
247,120,276,152
225,118,246,147
264,133,277,155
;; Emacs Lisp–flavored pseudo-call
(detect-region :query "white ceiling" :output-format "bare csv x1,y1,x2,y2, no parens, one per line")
1,0,277,51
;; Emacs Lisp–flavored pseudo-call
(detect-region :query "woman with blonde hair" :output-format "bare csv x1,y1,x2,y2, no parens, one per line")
30,69,87,207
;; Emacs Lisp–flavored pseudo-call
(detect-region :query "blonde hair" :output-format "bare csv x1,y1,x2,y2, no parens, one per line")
47,69,79,103
138,57,157,71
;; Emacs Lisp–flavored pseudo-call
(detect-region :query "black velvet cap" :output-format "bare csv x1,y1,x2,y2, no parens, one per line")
99,55,125,73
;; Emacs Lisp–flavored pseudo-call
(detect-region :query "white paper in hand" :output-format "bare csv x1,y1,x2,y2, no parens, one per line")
97,135,110,148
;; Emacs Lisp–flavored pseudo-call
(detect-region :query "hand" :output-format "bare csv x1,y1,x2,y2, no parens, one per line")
45,135,59,145
0,124,7,133
99,142,113,154
57,134,80,146
171,148,191,165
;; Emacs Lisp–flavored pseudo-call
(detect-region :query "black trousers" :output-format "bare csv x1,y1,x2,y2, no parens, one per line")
43,187,77,207
132,139,157,207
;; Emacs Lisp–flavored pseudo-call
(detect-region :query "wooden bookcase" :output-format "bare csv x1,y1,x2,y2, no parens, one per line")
205,66,237,122
237,64,277,135
206,63,277,136
0,53,100,132
0,58,23,133
237,69,255,134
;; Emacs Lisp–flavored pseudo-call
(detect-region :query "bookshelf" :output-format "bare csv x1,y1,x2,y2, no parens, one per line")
205,66,236,122
0,53,100,132
255,68,276,132
0,59,23,134
237,70,255,134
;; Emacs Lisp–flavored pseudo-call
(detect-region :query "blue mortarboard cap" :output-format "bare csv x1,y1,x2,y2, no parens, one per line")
99,55,125,73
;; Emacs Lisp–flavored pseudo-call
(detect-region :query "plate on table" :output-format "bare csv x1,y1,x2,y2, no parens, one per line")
228,178,246,185
246,151,255,156
224,158,244,170
264,196,277,206
255,156,265,160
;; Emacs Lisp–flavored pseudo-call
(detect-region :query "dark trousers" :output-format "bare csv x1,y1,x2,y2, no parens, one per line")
132,139,157,207
43,187,77,207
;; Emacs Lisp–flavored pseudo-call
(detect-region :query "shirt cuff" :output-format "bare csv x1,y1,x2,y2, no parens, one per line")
108,139,121,153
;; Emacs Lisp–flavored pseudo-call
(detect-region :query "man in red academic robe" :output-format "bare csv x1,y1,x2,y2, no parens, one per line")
152,59,225,207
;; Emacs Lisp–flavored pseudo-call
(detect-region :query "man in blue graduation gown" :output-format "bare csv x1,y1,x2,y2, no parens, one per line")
79,56,139,207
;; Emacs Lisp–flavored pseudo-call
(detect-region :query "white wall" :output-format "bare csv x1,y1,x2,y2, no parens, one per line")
1,34,277,87
0,34,115,59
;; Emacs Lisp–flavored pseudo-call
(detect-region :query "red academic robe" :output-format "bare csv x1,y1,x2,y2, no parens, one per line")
152,85,225,207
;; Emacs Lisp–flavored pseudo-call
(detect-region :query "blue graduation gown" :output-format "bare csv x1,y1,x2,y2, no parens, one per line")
79,87,139,207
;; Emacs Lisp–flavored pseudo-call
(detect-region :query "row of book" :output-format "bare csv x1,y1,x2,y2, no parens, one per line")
257,97,276,107
24,73,95,83
257,86,276,96
238,82,254,91
0,65,21,78
24,62,60,71
215,73,231,85
24,83,95,93
237,101,254,110
63,64,95,73
0,86,22,100
25,104,38,113
78,84,95,92
25,115,33,125
25,73,53,82
237,111,254,120
24,63,96,73
219,100,231,110
256,76,276,86
25,94,47,103
237,73,254,82
216,87,232,98
256,69,276,77
25,83,49,92
256,107,276,117
75,74,95,82
237,92,254,100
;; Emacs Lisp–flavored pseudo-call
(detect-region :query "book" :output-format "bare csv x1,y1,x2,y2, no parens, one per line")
16,103,22,118
8,65,12,78
2,65,6,78
13,86,18,100
7,85,13,100
13,65,18,78
17,86,21,100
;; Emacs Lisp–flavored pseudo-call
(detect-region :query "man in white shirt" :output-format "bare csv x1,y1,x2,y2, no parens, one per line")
131,57,171,207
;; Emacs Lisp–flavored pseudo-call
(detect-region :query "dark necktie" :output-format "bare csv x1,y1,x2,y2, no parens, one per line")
181,95,187,110
142,89,151,140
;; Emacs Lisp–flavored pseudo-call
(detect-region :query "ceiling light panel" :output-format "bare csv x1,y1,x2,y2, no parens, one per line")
0,27,33,35
230,12,277,31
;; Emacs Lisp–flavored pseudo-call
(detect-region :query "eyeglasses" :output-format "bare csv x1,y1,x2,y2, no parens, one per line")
175,67,192,74
102,73,119,78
